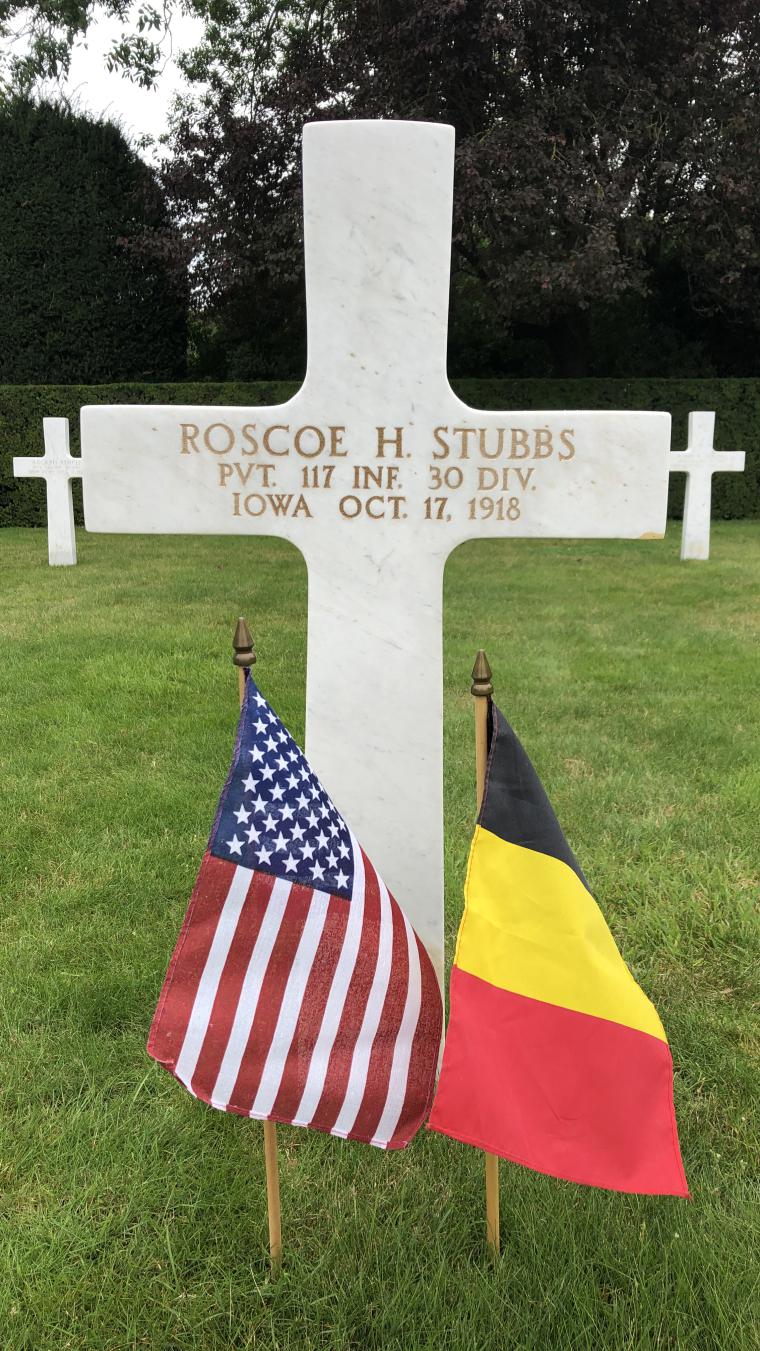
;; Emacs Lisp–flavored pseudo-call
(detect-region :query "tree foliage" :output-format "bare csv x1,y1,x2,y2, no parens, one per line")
0,0,173,90
0,97,187,383
162,0,760,378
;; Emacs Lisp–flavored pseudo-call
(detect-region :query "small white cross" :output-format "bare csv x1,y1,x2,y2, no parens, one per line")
669,412,745,561
13,418,81,565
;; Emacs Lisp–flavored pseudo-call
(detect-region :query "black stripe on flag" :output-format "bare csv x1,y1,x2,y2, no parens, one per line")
479,703,589,889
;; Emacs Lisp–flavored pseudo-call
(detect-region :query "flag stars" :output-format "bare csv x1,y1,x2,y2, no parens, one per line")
217,680,354,893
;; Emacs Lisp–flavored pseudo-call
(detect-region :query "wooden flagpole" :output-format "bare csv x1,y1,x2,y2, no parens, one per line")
471,649,500,1256
232,616,283,1276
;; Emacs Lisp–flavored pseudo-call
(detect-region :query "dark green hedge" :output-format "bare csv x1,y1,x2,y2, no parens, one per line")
2,378,758,527
0,99,187,386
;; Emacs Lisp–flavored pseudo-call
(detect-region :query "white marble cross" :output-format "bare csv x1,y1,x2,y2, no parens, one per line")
669,411,745,561
80,120,671,984
13,418,80,566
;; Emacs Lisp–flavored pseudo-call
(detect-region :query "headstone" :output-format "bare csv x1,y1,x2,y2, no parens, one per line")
80,120,671,984
13,418,80,565
669,411,745,560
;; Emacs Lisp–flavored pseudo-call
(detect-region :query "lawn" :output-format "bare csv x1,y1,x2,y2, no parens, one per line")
1,523,758,1350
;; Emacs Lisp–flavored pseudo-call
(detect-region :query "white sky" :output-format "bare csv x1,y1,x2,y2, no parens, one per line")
28,5,205,156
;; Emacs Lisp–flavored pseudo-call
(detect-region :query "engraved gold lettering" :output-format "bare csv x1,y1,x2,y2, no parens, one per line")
180,422,200,454
243,493,267,516
432,427,450,460
204,422,235,455
478,428,505,459
233,462,256,487
478,467,499,491
366,495,385,519
329,426,347,457
510,428,531,459
263,425,290,456
352,464,401,490
354,464,384,489
218,463,234,487
302,464,333,488
241,424,258,455
339,495,362,518
534,427,554,458
294,425,326,458
452,427,477,459
376,426,405,458
559,428,576,460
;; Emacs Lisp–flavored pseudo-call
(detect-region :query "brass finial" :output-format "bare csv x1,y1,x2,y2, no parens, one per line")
471,649,493,698
232,616,256,668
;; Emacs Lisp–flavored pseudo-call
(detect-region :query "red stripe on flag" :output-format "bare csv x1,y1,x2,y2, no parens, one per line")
309,855,382,1135
189,871,276,1100
228,884,312,1114
147,852,235,1067
428,968,689,1196
269,895,351,1122
386,931,443,1149
348,889,410,1143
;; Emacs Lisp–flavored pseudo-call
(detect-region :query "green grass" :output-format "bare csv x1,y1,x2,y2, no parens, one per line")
1,523,758,1350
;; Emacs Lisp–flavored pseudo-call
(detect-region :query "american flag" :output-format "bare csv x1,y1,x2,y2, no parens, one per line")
148,674,442,1149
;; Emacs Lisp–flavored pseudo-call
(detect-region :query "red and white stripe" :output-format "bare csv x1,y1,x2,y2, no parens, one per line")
148,835,441,1149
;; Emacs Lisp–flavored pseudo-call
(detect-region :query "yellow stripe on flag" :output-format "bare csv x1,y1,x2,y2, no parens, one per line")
455,827,666,1043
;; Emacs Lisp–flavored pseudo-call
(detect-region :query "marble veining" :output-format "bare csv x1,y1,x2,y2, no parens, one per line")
80,120,673,983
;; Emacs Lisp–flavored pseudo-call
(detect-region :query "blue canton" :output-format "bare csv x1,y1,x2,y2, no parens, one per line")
211,676,354,900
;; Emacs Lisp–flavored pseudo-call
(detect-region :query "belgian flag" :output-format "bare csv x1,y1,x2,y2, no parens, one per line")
428,704,689,1197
